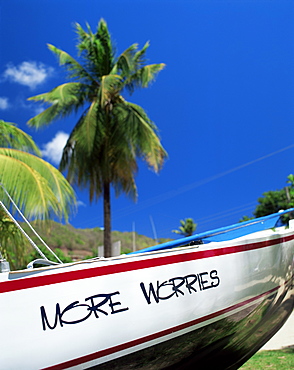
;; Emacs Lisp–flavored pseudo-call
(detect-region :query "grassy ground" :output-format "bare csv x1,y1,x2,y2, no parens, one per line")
240,348,294,369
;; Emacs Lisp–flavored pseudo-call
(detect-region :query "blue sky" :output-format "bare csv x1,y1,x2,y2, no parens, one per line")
1,0,294,240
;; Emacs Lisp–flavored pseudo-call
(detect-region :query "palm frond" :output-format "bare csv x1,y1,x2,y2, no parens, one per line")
133,41,150,68
125,63,165,93
0,120,40,154
75,20,114,78
95,19,114,73
111,164,137,200
28,82,83,104
0,149,76,220
59,102,105,192
99,74,122,107
109,139,138,200
113,101,167,172
27,82,87,128
114,44,138,76
72,100,102,154
75,22,93,52
60,135,104,202
48,44,97,83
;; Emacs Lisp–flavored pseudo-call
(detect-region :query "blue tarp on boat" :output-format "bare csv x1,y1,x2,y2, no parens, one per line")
131,208,294,254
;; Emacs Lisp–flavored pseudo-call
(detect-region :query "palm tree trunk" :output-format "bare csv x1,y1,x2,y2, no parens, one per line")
103,182,112,257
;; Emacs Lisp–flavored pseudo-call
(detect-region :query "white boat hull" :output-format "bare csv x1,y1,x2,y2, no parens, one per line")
0,226,293,369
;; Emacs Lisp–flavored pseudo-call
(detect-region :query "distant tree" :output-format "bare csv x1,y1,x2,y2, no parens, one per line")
27,19,167,257
239,215,254,223
172,218,197,237
240,175,294,223
254,189,289,218
254,175,294,217
286,174,294,207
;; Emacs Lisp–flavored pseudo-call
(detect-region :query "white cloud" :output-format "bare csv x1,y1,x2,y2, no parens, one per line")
0,97,9,110
77,200,87,207
41,131,69,165
3,61,54,89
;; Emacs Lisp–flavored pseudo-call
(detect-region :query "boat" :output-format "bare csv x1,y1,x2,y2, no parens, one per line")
0,187,293,369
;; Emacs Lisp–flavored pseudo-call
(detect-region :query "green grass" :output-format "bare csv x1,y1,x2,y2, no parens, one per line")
240,348,294,369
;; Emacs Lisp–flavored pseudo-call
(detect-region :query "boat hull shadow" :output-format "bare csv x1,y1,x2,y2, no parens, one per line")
92,286,293,370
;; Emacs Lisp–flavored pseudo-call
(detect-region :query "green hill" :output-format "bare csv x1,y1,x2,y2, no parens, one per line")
23,220,172,261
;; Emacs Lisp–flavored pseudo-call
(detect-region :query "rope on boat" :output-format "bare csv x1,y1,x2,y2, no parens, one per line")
0,183,63,264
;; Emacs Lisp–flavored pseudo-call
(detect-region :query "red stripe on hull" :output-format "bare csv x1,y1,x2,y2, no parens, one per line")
1,235,293,294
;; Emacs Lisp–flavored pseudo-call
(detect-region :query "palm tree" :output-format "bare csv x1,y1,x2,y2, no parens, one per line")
172,218,197,237
0,119,76,268
27,19,167,257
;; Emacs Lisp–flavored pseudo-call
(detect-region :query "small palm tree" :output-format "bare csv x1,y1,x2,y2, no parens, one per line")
172,218,197,237
27,19,167,257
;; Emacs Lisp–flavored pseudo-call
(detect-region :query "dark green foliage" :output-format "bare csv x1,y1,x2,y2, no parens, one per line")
254,189,289,218
240,175,294,223
239,215,254,223
253,175,294,223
